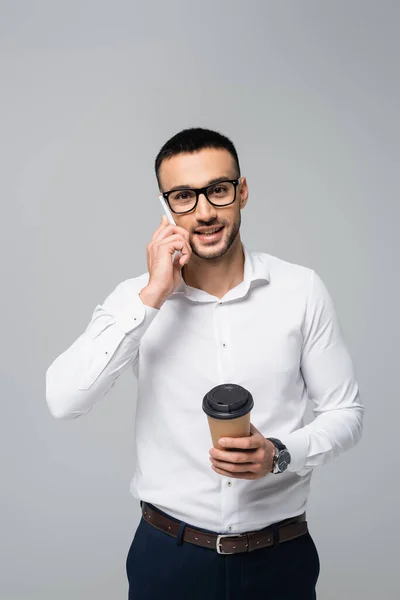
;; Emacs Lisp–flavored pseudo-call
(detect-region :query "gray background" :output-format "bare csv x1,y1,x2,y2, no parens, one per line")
1,1,399,598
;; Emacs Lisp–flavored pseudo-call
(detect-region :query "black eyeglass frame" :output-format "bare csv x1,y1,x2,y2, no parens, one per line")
161,178,241,215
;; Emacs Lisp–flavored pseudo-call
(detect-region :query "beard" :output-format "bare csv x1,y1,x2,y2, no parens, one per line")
189,213,241,261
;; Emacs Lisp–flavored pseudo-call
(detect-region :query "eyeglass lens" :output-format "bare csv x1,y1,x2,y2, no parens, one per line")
168,181,235,213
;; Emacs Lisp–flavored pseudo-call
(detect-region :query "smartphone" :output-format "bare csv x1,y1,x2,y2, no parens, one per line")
158,193,181,261
158,193,176,226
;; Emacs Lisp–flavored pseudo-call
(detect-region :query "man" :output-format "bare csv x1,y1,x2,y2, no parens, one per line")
46,127,364,599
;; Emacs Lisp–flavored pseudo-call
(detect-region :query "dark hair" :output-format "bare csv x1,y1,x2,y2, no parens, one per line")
155,127,240,189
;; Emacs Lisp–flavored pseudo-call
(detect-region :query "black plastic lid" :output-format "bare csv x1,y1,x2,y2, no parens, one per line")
202,383,254,420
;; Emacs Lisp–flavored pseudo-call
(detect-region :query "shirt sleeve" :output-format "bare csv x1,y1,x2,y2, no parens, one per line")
281,270,365,476
45,278,159,419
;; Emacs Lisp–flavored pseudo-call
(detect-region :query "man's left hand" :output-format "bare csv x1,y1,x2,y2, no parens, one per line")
209,423,276,480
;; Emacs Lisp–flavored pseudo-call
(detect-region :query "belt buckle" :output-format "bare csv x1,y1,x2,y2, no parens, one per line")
216,533,246,555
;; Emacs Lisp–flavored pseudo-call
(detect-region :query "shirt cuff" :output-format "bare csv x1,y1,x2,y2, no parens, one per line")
114,293,160,336
281,428,309,475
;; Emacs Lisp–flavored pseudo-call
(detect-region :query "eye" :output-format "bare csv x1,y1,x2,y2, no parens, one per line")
173,190,195,201
210,184,228,195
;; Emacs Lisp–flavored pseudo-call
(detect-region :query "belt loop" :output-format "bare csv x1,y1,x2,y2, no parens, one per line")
271,523,280,546
176,521,186,546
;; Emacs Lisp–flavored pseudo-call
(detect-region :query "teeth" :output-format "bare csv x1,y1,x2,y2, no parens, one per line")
198,227,222,235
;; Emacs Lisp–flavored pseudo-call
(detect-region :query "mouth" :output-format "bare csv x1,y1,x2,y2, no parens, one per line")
194,226,224,242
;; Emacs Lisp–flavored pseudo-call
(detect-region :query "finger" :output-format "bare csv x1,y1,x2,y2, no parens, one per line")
178,250,191,267
172,250,191,270
150,216,169,241
218,433,261,450
179,253,189,267
210,457,256,472
210,449,259,463
211,464,257,479
152,222,190,244
158,234,191,258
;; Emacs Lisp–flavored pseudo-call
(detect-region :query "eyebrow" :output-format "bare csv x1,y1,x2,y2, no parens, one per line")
167,176,236,193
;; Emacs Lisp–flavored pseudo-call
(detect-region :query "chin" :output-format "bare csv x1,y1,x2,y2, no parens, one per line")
191,239,230,261
194,248,227,260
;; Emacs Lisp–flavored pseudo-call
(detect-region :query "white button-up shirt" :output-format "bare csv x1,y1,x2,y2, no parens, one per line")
46,244,364,534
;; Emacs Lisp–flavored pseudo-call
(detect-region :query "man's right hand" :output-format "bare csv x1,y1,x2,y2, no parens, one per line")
139,215,192,309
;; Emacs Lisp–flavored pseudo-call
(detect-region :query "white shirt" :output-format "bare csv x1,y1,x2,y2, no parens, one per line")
46,244,364,534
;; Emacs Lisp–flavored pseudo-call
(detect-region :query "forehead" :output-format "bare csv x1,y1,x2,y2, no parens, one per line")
159,148,237,190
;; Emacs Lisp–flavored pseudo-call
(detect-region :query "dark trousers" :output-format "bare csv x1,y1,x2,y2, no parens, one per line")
126,503,320,600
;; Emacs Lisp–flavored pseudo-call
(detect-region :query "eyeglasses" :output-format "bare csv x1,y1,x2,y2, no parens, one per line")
162,178,241,215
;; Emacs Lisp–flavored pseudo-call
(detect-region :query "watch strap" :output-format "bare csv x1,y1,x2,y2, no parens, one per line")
266,437,286,452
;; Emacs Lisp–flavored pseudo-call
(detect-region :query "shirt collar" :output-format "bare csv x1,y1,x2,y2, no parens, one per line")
173,242,270,302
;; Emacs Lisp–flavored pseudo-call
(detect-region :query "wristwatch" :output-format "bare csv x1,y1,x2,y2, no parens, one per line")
266,437,291,474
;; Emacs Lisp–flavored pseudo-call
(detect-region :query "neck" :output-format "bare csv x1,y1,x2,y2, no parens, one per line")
182,235,245,299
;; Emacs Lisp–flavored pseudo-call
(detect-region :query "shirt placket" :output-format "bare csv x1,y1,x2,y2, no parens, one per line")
213,300,240,533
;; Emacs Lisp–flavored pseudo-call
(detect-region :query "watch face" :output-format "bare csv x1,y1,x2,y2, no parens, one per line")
277,449,291,472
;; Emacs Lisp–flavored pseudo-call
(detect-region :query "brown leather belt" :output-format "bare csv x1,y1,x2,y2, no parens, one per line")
141,502,308,554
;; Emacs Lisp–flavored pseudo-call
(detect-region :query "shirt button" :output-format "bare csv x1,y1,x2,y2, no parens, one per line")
228,526,232,531
227,481,232,486
222,343,226,347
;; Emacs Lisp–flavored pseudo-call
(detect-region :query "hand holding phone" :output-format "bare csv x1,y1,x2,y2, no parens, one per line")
139,196,192,309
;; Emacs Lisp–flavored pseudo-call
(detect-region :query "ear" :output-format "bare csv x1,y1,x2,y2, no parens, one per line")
239,177,249,208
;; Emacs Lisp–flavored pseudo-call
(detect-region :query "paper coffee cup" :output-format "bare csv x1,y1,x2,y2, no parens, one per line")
202,383,254,450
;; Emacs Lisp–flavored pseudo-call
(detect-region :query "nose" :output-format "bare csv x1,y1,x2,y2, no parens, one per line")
195,192,217,221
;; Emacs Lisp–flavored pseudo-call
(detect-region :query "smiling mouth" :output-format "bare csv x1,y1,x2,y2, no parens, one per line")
195,226,224,237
